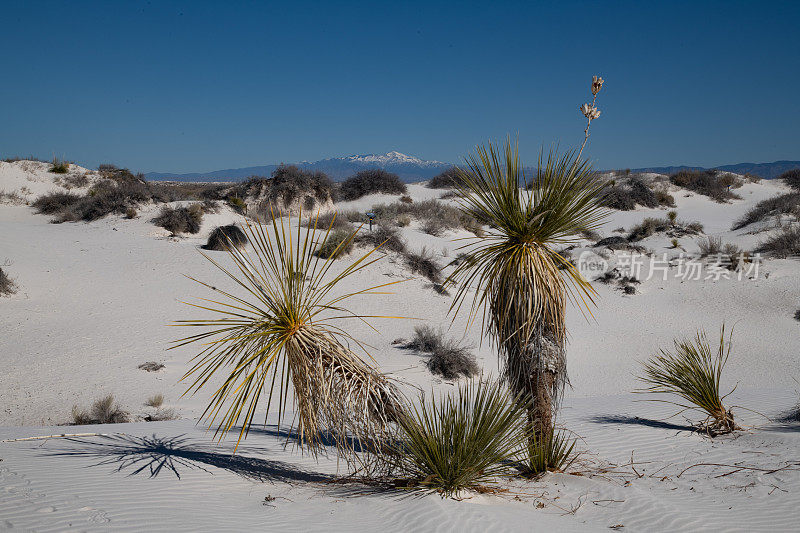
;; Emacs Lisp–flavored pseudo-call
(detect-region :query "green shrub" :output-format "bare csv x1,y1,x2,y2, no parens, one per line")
49,158,69,174
391,380,528,497
516,427,578,478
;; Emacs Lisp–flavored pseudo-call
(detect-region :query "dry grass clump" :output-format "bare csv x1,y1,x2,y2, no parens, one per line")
302,210,358,230
599,176,670,210
0,263,17,296
516,427,577,478
32,192,83,214
427,167,466,189
177,214,402,470
339,169,407,201
138,361,165,372
404,247,442,283
638,326,738,435
152,203,204,234
355,224,407,254
779,168,800,190
402,325,478,380
144,408,179,422
755,225,800,258
697,235,723,256
314,228,355,259
370,199,483,236
145,394,164,408
204,225,248,251
732,192,800,230
72,395,130,425
627,215,703,242
669,169,741,202
390,380,528,497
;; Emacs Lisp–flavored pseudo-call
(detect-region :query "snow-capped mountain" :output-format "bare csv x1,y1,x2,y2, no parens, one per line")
146,151,452,182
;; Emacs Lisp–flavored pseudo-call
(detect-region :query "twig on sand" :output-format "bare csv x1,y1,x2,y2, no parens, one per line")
677,461,800,478
1,432,123,443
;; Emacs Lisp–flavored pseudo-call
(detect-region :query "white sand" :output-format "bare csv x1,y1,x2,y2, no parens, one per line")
1,161,799,531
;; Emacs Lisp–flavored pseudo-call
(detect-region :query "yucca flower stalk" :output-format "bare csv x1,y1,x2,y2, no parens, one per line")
446,139,607,442
174,211,403,468
638,325,739,435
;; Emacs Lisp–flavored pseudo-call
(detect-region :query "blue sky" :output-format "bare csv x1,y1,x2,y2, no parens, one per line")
1,1,798,173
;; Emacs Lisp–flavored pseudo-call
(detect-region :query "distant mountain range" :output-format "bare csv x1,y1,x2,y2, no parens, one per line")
145,152,799,182
145,151,451,182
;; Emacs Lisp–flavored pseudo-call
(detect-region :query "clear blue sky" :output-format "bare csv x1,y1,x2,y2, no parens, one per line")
1,1,798,173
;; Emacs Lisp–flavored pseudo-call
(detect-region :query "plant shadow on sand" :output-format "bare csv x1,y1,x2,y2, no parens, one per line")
42,431,401,497
587,414,695,432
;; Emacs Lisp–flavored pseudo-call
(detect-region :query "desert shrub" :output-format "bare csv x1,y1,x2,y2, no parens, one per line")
669,169,741,202
685,221,705,233
732,192,800,230
795,310,800,322
404,247,442,283
47,171,157,222
638,326,738,435
301,210,355,230
32,192,82,214
667,210,678,225
56,172,90,189
400,195,413,204
755,225,800,257
204,225,248,251
421,218,445,236
778,169,800,190
621,284,637,295
152,204,204,234
138,361,165,372
697,235,723,256
403,324,443,353
599,176,666,210
124,207,137,219
49,158,69,174
145,394,164,408
229,166,333,213
71,394,130,425
370,199,482,235
144,408,179,422
427,167,466,189
627,217,665,241
339,169,407,201
355,224,406,254
655,189,676,207
599,186,635,210
670,238,680,248
314,229,354,259
627,177,660,208
516,427,577,477
227,195,247,214
427,338,479,380
0,264,17,296
390,380,528,497
581,229,601,241
397,215,411,227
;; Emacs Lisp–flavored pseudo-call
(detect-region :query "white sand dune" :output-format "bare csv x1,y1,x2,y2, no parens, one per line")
1,161,799,531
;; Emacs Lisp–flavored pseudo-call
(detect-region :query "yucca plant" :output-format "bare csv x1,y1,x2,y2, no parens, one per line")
446,140,607,442
391,379,528,497
516,426,578,478
637,325,739,435
175,211,403,469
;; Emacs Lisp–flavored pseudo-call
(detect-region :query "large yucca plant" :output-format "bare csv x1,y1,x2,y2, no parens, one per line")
446,139,606,441
637,325,739,435
391,379,528,497
175,212,403,468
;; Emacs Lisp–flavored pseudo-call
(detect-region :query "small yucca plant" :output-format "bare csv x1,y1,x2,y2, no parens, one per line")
516,426,577,478
638,325,739,435
175,211,403,468
390,379,528,498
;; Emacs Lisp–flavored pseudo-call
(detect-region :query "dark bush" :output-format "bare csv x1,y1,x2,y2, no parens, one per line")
0,265,17,296
669,170,740,202
204,225,248,251
355,224,406,254
138,361,165,372
756,226,800,258
733,193,800,230
229,165,333,214
152,204,204,234
404,247,442,283
314,229,354,259
427,167,466,189
403,324,442,352
49,159,69,174
427,339,479,380
32,192,82,214
779,169,800,190
339,169,407,201
628,217,666,241
599,176,669,210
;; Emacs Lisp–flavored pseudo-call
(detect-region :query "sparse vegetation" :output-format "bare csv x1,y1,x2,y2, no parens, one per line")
71,394,130,425
0,262,17,296
152,204,204,234
638,326,738,435
390,380,528,497
404,247,442,283
669,169,741,202
369,199,483,236
138,361,165,372
228,165,334,216
355,224,407,254
755,225,800,258
339,169,407,201
49,158,69,174
628,216,703,242
402,325,478,380
314,229,355,259
697,236,723,256
732,192,800,230
598,176,674,211
204,225,248,251
145,394,165,408
31,192,82,214
779,168,800,190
